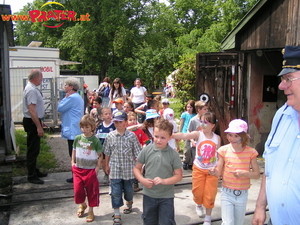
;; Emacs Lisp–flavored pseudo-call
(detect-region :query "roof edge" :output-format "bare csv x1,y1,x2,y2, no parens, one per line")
221,0,269,51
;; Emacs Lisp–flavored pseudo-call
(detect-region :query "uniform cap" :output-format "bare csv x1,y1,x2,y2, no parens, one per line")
278,45,300,76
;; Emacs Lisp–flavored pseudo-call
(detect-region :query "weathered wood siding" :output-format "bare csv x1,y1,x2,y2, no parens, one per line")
196,53,245,145
239,0,300,50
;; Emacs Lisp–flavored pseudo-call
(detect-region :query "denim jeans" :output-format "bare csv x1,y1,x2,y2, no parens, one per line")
142,194,176,225
221,187,248,225
102,97,110,107
110,179,135,209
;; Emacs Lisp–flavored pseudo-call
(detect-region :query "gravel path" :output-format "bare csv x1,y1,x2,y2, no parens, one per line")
47,132,72,172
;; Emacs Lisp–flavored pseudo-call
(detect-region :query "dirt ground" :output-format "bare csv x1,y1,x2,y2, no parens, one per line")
47,132,72,173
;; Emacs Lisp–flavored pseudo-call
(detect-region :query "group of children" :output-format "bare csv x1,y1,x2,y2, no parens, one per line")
71,95,260,225
175,100,260,225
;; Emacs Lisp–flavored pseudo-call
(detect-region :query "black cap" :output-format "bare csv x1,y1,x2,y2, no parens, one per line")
279,45,300,76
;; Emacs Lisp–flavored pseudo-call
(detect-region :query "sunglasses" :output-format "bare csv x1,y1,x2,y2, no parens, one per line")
200,120,211,126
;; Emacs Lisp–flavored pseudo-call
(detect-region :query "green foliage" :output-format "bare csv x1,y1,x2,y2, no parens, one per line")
14,129,58,176
133,41,180,92
169,98,184,121
13,0,259,101
173,57,197,103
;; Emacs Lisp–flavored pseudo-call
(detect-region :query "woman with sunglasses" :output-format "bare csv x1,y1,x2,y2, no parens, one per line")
173,112,221,225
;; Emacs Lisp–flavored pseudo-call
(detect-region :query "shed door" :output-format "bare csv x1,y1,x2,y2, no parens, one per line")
196,52,244,144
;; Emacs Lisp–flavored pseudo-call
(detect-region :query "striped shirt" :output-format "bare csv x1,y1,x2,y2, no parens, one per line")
218,144,258,190
103,130,142,180
73,134,103,169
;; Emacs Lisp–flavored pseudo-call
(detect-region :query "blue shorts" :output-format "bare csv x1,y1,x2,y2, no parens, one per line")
110,179,135,209
142,194,176,225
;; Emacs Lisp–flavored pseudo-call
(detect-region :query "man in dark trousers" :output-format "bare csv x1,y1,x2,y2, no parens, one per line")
22,69,47,184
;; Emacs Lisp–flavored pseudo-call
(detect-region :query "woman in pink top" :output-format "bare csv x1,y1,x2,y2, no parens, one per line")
214,119,260,225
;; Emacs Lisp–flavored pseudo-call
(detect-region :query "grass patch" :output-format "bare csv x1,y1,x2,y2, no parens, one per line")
13,129,58,176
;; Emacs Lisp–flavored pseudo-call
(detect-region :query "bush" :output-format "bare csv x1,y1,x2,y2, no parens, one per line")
14,129,58,176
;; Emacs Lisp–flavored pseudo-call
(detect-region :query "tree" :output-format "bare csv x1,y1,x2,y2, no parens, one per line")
13,0,260,92
133,41,180,91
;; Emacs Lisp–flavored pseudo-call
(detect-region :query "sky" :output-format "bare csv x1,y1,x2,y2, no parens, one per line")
2,0,34,14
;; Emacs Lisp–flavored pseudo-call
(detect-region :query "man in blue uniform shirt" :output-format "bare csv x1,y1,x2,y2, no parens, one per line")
252,46,300,225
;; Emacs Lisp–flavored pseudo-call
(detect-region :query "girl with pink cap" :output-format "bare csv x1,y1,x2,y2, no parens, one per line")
214,119,260,225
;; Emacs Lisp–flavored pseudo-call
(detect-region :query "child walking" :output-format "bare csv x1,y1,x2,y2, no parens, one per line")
112,98,124,114
163,108,179,152
127,111,150,147
103,111,142,225
133,118,183,225
142,109,160,144
173,112,221,225
214,119,260,225
72,115,103,222
95,107,115,184
184,100,209,170
90,96,103,127
127,111,150,192
179,100,196,134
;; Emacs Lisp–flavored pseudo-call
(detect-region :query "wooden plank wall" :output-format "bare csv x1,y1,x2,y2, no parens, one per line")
196,53,240,145
239,0,300,50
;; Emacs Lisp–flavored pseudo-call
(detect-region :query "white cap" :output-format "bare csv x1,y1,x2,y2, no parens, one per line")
224,119,248,133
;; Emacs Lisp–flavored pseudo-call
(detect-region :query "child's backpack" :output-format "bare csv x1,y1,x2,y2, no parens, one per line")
99,86,110,97
102,86,110,97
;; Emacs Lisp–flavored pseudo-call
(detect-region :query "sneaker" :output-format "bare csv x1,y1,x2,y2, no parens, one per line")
28,177,44,184
183,163,188,170
203,220,211,225
103,174,109,184
196,204,204,217
66,177,73,183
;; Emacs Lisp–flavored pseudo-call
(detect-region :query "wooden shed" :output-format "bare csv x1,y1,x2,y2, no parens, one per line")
196,0,298,154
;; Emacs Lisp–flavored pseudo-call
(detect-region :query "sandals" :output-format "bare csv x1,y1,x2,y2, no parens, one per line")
123,201,133,214
133,182,140,192
77,203,87,217
86,212,94,222
112,215,122,225
123,207,132,214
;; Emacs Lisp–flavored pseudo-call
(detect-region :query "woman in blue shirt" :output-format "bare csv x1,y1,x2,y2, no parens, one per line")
58,77,84,183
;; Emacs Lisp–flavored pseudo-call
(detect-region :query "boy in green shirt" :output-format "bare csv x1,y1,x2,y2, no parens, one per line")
133,118,183,225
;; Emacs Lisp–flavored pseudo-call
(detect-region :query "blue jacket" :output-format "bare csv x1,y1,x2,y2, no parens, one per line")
57,93,84,140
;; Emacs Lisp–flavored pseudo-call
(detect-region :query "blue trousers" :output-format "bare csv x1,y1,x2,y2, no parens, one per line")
110,179,135,209
142,194,176,225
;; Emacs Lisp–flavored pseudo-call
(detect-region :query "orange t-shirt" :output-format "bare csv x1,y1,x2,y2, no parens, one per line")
217,144,258,190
